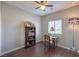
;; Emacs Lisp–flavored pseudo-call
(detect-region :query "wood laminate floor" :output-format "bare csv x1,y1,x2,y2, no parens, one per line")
1,42,79,57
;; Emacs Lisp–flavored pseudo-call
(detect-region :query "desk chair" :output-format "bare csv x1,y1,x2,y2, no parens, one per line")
43,34,56,49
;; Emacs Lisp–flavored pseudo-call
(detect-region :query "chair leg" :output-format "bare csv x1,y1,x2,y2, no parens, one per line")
53,40,55,48
44,41,46,50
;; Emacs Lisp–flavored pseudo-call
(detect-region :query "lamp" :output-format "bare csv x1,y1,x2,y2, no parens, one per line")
69,17,79,24
50,27,55,36
69,17,79,56
50,27,54,31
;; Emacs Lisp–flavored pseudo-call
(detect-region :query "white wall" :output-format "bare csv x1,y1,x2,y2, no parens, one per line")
0,2,1,56
41,5,79,50
1,2,42,54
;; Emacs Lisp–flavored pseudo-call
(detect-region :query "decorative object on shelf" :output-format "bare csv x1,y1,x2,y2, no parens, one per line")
34,1,53,11
24,22,36,48
69,17,79,56
24,21,31,27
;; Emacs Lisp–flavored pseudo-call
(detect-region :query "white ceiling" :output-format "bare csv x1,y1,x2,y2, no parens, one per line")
5,1,79,16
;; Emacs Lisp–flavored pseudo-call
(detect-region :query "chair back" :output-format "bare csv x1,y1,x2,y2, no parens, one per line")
44,34,50,41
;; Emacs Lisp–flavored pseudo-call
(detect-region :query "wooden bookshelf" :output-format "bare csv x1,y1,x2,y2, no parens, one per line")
24,23,36,48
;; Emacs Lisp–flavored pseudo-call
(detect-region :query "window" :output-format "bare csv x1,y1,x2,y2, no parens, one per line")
48,20,62,34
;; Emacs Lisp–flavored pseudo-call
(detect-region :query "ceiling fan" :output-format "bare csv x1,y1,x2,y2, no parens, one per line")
35,1,53,11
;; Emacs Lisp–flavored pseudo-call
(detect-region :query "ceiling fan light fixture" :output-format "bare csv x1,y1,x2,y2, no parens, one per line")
40,5,45,10
35,1,53,11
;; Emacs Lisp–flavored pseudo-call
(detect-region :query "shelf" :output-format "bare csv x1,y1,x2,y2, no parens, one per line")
27,39,35,42
25,41,35,48
28,36,35,37
25,44,35,48
25,27,35,29
25,26,36,48
29,30,35,32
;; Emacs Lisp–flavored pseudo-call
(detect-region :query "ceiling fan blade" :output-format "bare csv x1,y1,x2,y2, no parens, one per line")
35,1,40,4
35,6,40,9
40,1,44,3
46,5,53,7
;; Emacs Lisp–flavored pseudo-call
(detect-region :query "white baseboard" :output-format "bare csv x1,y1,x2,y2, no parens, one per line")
57,44,70,50
57,44,79,53
1,46,25,56
0,41,41,56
